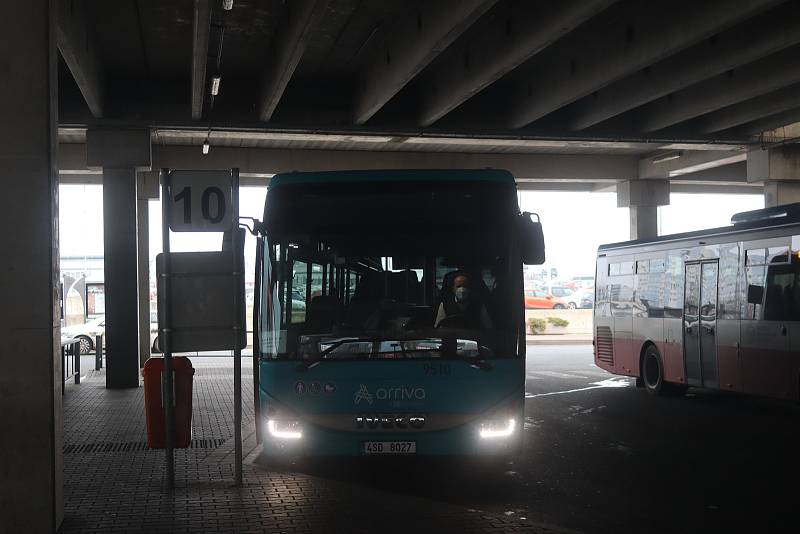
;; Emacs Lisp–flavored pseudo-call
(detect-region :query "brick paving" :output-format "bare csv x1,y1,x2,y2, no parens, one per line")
58,356,561,534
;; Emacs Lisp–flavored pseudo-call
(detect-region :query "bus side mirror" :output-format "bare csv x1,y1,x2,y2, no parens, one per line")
747,284,764,305
518,212,545,265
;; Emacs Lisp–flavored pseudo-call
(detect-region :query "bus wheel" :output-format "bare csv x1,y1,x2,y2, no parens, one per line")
641,345,665,396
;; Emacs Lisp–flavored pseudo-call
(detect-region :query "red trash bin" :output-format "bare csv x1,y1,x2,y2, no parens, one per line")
143,356,194,449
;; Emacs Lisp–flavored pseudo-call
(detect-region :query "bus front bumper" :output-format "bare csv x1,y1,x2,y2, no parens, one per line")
260,418,522,457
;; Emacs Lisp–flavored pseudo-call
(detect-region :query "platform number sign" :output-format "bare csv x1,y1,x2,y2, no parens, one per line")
168,170,232,232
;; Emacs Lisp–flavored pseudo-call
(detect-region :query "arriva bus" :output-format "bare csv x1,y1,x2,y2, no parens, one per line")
594,203,800,400
252,169,544,457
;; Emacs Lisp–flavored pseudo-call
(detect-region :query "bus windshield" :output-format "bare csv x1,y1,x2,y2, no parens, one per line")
257,180,521,361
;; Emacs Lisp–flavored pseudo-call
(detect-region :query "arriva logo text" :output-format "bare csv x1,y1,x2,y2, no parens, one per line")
353,384,426,405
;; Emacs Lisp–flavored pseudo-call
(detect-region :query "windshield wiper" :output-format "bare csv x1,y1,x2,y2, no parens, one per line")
295,337,372,371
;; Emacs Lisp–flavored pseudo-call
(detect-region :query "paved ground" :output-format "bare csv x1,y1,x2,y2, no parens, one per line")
59,347,800,533
59,355,547,533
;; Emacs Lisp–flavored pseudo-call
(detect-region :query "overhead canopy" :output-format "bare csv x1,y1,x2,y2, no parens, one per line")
57,0,800,148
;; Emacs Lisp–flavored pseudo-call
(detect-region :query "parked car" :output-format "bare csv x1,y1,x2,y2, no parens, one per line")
547,286,592,309
61,316,105,354
150,312,160,352
524,289,568,309
567,289,595,309
549,286,574,299
569,276,595,290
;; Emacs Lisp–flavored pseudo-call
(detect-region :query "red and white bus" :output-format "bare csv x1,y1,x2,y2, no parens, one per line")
593,203,800,400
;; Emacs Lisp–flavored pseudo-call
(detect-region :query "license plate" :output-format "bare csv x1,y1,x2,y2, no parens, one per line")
362,441,417,455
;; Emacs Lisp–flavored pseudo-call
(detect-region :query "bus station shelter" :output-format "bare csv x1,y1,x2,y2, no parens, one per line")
3,1,800,532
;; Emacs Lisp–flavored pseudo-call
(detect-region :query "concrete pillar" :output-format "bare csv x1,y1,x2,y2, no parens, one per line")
617,179,670,240
764,182,800,208
87,129,151,388
0,1,64,531
137,171,159,367
137,197,150,367
747,146,800,208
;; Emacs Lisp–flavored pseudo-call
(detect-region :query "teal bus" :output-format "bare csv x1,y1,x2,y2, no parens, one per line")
253,169,544,457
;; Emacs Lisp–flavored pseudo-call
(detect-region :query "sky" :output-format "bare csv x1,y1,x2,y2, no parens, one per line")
59,185,764,284
518,191,764,279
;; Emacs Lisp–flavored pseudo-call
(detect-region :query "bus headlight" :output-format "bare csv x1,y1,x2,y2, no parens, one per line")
267,419,303,440
479,418,516,439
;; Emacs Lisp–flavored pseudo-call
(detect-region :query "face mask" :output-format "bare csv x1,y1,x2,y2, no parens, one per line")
454,287,469,302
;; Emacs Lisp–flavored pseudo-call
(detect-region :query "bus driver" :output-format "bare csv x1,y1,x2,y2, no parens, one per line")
434,273,493,329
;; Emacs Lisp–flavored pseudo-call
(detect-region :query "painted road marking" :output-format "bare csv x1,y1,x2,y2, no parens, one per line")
525,377,632,398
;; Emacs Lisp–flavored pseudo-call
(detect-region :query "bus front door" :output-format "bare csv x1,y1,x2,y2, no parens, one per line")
683,261,719,388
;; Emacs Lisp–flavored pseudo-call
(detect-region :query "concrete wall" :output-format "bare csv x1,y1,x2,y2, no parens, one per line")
525,309,593,335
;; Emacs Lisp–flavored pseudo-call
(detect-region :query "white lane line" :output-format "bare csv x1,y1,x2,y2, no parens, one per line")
533,370,591,379
525,377,632,398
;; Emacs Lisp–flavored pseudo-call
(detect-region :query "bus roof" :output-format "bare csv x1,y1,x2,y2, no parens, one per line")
268,169,515,188
599,203,800,252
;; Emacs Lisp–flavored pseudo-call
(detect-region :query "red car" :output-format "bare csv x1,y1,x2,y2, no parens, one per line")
524,289,568,309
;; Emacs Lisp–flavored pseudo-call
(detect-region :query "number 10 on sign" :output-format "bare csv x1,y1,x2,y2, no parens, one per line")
167,170,233,232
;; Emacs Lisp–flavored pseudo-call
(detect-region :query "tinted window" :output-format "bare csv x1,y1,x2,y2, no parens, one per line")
664,253,685,319
635,257,665,319
700,264,718,319
684,264,700,317
744,265,765,320
763,263,799,321
611,276,633,317
768,246,790,264
620,261,634,275
291,260,308,323
746,248,766,266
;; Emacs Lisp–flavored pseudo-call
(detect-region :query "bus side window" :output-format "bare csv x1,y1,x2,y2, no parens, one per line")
764,265,796,321
744,248,767,320
291,260,308,323
664,253,684,319
310,263,324,299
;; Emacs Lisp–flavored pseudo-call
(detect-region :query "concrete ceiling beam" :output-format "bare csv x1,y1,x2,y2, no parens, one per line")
58,142,638,182
191,0,211,120
757,121,800,140
666,161,748,185
734,109,800,137
566,2,800,131
639,150,747,179
694,84,800,134
258,0,330,122
506,0,782,130
637,46,800,133
670,183,759,195
417,0,617,127
55,0,104,118
352,0,496,125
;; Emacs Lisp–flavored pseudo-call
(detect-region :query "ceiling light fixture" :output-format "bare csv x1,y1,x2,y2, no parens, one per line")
651,151,683,164
210,75,221,96
222,0,233,10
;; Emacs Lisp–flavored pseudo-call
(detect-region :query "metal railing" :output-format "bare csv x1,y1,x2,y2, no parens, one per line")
61,338,81,394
